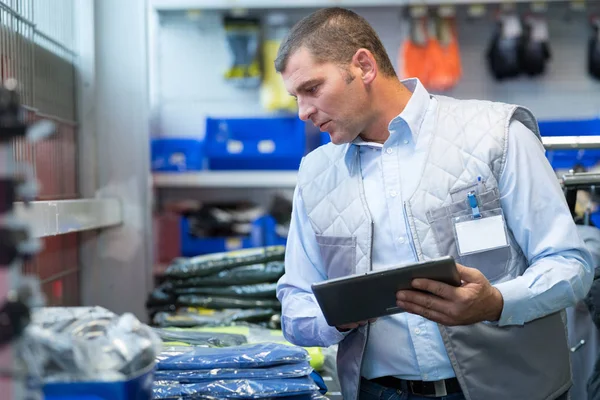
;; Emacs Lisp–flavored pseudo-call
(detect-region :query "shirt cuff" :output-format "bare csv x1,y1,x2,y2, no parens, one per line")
316,312,351,345
494,277,532,326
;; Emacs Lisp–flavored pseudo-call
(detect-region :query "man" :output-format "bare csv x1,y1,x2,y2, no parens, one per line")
275,7,593,400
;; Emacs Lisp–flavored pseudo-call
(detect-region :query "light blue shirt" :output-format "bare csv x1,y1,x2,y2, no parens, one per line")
276,79,593,381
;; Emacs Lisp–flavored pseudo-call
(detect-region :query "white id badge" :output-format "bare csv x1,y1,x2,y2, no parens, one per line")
453,209,509,256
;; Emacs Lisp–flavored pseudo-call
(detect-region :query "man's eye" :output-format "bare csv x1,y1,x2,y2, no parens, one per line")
307,85,319,94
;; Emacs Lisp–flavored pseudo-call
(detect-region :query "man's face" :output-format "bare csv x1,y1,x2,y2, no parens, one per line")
282,47,370,145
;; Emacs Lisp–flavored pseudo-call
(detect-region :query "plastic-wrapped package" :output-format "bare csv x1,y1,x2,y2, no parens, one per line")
146,284,177,307
172,261,285,288
155,360,312,382
163,325,324,371
17,306,162,383
174,283,277,299
157,342,309,370
153,308,277,328
153,327,247,347
165,246,285,279
153,377,319,399
177,295,281,310
152,392,328,400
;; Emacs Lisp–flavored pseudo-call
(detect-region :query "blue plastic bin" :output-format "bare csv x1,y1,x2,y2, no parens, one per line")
539,118,600,169
151,138,204,172
204,116,306,170
180,216,256,257
43,364,155,400
252,215,287,246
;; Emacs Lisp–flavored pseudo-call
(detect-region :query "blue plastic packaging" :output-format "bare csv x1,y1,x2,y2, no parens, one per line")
155,360,312,382
153,376,319,399
156,342,309,370
204,116,306,170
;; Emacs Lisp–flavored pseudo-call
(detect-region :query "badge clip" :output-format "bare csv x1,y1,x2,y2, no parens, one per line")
467,191,481,219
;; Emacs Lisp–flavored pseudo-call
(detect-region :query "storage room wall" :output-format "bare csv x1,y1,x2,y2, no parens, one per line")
152,2,600,267
153,4,600,142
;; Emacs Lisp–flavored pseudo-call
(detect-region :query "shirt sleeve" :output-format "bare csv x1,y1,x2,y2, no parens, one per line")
276,185,350,347
493,119,594,326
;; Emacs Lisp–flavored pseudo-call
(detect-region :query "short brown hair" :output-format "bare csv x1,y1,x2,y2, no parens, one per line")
275,7,396,78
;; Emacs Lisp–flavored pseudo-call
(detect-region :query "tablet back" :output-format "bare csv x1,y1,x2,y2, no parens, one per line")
311,256,460,327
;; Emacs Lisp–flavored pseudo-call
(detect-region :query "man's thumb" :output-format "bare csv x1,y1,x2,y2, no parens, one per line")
456,263,483,283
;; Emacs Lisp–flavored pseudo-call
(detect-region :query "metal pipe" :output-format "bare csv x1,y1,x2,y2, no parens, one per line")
542,136,600,150
562,172,600,188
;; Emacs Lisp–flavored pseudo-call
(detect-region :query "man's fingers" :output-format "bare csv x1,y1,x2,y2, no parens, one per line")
337,323,358,331
397,290,455,317
410,279,459,300
337,319,376,331
397,300,454,325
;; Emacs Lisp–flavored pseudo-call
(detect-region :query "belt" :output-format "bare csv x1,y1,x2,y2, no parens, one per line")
370,376,462,398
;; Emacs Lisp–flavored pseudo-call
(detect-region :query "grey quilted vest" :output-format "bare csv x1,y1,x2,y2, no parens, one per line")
296,96,571,400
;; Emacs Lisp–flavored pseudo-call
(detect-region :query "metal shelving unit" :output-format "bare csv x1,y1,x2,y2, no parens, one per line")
13,198,123,238
152,136,600,189
542,135,600,150
153,170,297,188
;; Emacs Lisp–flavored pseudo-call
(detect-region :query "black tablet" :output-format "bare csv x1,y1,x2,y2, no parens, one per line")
311,256,461,327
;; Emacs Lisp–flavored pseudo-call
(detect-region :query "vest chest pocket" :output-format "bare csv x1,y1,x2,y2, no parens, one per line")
426,189,511,283
315,235,356,280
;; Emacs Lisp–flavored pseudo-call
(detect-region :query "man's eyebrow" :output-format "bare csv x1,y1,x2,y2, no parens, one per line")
295,79,322,93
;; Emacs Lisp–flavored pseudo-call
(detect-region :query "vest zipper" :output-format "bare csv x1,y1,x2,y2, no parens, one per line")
355,219,374,400
403,201,420,261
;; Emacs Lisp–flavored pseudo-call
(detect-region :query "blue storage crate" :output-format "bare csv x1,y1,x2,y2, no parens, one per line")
252,215,287,246
180,216,257,257
151,138,204,172
43,364,154,400
204,116,305,170
539,118,600,169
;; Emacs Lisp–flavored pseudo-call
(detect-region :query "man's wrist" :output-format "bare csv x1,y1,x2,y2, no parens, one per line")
488,287,504,322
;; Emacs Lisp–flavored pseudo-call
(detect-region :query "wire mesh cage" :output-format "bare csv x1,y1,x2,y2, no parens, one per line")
1,0,79,306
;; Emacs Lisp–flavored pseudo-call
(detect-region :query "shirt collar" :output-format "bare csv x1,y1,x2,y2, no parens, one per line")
344,78,431,170
387,78,430,143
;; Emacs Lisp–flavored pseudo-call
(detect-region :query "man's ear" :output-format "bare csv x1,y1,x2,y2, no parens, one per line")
352,48,377,84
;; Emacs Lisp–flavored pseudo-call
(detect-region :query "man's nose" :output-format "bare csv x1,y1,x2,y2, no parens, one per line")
298,98,316,122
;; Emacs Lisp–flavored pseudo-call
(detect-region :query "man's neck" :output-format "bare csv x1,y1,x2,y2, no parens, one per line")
359,78,412,144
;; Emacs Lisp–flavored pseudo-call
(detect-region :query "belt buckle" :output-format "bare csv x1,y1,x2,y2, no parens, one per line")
434,380,448,397
409,380,448,398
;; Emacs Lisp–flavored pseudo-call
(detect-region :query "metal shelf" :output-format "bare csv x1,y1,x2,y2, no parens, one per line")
151,136,600,189
13,198,123,238
541,136,600,150
153,171,297,188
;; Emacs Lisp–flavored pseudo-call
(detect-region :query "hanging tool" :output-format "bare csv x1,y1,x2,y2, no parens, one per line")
0,79,52,347
223,16,262,89
486,10,524,80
